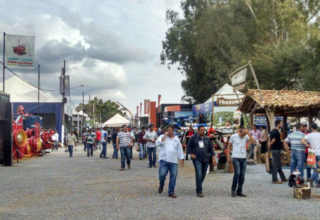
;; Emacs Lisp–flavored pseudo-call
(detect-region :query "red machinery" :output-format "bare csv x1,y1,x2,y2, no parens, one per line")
26,122,42,153
12,116,30,159
41,130,54,150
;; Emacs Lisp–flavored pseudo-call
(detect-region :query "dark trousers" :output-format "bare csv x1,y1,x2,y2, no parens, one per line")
83,142,87,151
112,144,118,159
100,142,107,158
68,145,73,157
232,158,246,194
192,160,209,194
87,144,94,157
148,147,157,167
120,146,131,168
271,150,286,181
261,141,267,154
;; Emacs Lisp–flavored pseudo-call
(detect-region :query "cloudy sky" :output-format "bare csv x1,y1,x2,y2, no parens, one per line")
0,0,185,113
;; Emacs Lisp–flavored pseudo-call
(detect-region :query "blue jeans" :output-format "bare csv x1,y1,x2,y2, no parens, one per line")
87,144,93,157
68,145,73,157
120,146,131,168
192,160,209,194
311,156,320,185
83,142,87,151
159,160,178,195
139,144,145,159
148,147,157,167
100,142,107,158
96,140,101,150
291,150,305,178
232,158,246,194
113,144,118,159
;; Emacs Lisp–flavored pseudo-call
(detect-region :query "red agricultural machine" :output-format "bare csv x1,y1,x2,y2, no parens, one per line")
12,105,54,160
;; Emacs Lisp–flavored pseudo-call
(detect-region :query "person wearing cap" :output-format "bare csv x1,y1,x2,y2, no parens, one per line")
302,123,320,187
284,123,306,178
187,125,217,197
144,124,158,168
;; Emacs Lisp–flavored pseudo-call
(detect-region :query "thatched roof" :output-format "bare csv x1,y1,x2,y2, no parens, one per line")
240,89,320,116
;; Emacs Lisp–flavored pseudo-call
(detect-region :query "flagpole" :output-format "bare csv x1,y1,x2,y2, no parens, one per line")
3,32,6,92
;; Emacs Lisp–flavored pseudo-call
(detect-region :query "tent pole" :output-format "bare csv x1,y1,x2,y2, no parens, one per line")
3,32,6,92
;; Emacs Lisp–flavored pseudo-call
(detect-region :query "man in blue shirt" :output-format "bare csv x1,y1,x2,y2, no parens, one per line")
187,125,217,198
284,123,306,177
100,127,108,159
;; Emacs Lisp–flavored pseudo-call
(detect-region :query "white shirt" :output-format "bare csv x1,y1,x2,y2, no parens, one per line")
144,130,158,148
305,132,320,156
229,134,249,159
52,133,59,142
156,134,185,164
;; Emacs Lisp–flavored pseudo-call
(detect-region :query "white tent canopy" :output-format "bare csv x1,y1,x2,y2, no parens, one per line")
102,113,130,128
0,75,61,102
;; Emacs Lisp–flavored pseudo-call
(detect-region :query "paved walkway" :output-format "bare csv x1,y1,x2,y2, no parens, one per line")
0,145,320,220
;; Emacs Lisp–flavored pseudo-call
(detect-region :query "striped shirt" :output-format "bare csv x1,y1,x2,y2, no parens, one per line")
118,131,132,147
86,133,96,145
285,131,305,151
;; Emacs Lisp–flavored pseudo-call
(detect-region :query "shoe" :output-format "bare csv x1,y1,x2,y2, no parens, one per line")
307,178,310,182
128,165,131,170
148,165,152,168
310,180,314,187
231,191,236,197
237,193,247,197
158,186,163,194
272,181,283,184
197,193,204,198
140,158,142,160
168,194,177,198
282,179,288,182
120,168,125,171
153,165,157,168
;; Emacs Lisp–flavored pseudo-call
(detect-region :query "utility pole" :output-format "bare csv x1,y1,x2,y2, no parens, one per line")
82,91,84,129
38,64,40,115
3,32,6,92
61,60,66,144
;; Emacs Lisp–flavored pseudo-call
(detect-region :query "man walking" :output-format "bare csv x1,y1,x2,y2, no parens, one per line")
86,129,96,157
227,126,256,197
67,130,77,158
112,129,119,159
95,128,101,150
302,123,320,186
187,125,217,197
117,125,134,171
82,128,88,152
144,124,158,168
268,120,289,184
284,123,306,178
138,127,146,160
156,125,184,198
100,127,108,159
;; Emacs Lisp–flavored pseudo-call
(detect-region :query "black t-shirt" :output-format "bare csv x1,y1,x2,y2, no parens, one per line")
269,128,282,150
112,133,118,144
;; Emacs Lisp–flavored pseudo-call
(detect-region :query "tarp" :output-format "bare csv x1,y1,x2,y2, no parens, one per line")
102,113,130,128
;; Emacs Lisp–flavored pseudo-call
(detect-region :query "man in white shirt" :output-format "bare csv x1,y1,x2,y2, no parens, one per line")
144,124,158,168
51,131,59,151
227,126,255,198
302,123,320,187
156,125,184,198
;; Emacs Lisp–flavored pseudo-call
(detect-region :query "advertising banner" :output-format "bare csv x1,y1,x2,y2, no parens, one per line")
5,34,35,69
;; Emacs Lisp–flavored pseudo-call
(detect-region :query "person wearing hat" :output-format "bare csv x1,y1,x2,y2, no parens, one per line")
144,124,158,168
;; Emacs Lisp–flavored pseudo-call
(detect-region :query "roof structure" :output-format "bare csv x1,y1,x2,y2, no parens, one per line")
0,75,61,103
240,89,320,116
205,83,244,103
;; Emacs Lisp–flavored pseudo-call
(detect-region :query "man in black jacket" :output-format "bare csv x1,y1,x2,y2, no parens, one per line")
187,125,217,197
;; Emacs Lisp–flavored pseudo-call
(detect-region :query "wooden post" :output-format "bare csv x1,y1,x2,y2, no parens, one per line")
283,115,288,139
268,111,275,130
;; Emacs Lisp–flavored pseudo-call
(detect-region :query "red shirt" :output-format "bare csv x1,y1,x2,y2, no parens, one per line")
186,131,194,137
96,131,101,141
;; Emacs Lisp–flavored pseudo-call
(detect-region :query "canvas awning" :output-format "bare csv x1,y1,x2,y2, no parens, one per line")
102,113,130,128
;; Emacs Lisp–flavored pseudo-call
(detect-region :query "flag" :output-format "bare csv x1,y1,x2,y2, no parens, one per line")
5,34,35,69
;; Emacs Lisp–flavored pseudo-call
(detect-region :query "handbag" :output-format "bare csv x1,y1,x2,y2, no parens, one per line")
307,152,316,169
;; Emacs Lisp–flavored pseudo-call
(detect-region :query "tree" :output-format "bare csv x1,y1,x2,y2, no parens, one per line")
161,0,320,103
76,98,126,124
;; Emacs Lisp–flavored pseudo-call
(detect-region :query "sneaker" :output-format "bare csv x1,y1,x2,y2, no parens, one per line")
128,165,131,170
168,194,177,198
282,179,288,182
120,168,125,171
197,193,204,198
237,193,247,197
231,191,236,198
148,165,152,168
158,186,163,194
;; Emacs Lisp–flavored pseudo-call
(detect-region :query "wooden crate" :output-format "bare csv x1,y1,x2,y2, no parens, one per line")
293,187,311,199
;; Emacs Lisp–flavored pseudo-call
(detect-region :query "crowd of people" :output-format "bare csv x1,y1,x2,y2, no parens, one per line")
61,119,320,199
